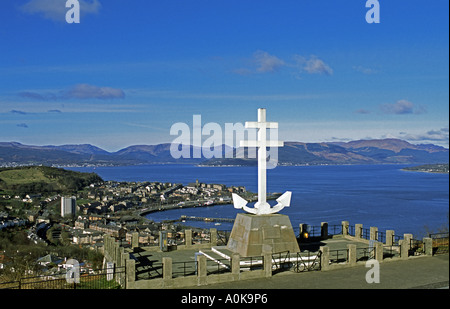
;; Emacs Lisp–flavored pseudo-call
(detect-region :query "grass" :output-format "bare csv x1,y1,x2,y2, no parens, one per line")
0,166,103,196
0,168,49,185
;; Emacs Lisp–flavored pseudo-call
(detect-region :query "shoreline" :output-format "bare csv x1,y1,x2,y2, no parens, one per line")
138,193,281,220
402,169,449,174
138,200,233,218
401,164,449,174
2,162,434,169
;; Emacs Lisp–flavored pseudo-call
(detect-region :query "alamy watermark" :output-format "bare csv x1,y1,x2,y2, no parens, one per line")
169,115,280,169
65,0,80,24
65,259,80,284
65,259,114,284
366,0,380,24
64,1,379,24
365,259,380,284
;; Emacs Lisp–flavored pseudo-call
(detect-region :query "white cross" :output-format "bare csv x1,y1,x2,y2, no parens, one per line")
232,108,292,215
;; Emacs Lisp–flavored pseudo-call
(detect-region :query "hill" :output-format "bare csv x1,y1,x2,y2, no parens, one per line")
0,138,448,167
112,143,208,164
0,166,103,195
334,139,449,164
0,142,231,166
202,139,449,166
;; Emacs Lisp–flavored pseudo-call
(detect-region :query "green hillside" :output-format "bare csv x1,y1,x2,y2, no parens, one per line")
402,164,449,174
0,166,103,196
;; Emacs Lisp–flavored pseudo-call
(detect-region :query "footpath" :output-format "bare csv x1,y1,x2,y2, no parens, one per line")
191,254,449,289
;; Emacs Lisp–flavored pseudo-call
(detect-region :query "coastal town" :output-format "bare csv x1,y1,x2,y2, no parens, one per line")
0,168,257,277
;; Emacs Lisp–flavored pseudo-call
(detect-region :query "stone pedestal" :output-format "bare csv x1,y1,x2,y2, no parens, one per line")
227,213,300,257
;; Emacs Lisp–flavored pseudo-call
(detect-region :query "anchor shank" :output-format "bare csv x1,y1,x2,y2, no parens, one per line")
257,109,267,208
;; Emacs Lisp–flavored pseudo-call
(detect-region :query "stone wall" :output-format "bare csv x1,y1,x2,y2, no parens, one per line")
134,252,272,289
102,222,437,289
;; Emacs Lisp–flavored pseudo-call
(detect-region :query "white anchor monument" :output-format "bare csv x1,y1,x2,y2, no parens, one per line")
226,108,300,257
232,108,292,215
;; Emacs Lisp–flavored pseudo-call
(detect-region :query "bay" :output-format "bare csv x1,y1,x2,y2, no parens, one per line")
67,164,449,237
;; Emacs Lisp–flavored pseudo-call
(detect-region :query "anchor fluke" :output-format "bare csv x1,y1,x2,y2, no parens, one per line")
232,193,248,209
268,191,292,214
276,191,292,208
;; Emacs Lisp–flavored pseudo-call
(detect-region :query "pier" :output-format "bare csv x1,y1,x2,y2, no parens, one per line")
180,215,235,223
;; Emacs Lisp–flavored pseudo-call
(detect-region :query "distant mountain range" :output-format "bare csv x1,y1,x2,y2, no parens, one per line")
202,139,449,166
0,138,448,167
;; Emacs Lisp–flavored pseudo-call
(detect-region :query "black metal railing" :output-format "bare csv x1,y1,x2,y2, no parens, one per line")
0,281,20,290
383,245,400,259
329,249,349,264
270,251,322,273
0,266,126,290
392,234,403,245
135,261,163,280
308,226,322,238
377,231,385,244
429,232,449,254
292,251,321,272
356,247,375,261
217,230,231,246
272,251,291,273
348,225,355,237
409,238,425,256
206,258,231,275
328,225,343,236
361,228,371,240
296,223,362,239
240,255,264,271
172,261,197,278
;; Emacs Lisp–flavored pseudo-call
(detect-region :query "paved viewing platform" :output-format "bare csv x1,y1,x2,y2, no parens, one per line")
191,253,449,289
100,210,449,290
109,230,448,289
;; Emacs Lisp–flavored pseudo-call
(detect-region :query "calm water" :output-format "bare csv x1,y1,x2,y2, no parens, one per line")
68,164,449,236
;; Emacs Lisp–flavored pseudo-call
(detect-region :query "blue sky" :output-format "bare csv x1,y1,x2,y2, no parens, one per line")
0,0,448,151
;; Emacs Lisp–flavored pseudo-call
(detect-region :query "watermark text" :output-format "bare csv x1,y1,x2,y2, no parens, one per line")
366,0,380,24
365,259,380,284
66,0,80,24
169,115,280,168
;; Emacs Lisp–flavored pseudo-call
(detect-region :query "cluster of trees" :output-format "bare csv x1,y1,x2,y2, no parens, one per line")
403,164,449,174
0,229,104,282
0,230,48,281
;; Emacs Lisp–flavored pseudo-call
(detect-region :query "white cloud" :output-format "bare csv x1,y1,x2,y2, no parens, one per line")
354,108,371,114
398,127,449,145
0,100,138,114
10,110,30,115
231,68,253,76
20,0,101,22
380,100,426,115
17,84,125,100
291,54,334,76
353,65,378,75
253,50,286,73
234,51,333,77
281,120,393,144
301,55,334,75
18,91,57,101
130,90,324,101
281,120,450,148
65,84,125,100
